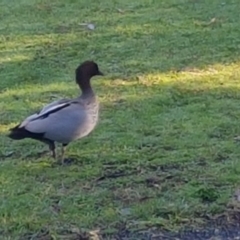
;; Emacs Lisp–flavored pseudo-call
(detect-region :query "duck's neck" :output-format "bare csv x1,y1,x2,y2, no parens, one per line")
79,79,94,98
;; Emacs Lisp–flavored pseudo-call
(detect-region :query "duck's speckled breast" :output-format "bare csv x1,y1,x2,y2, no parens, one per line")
75,98,99,139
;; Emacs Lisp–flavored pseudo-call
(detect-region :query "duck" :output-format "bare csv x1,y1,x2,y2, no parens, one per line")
8,60,104,164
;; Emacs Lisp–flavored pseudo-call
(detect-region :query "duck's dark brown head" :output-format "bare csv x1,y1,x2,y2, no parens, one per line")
75,60,103,85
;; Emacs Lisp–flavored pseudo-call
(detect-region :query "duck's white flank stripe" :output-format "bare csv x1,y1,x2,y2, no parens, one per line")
19,102,70,128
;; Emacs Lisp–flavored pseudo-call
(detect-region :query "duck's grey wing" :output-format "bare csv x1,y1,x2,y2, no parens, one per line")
23,101,87,143
19,101,72,128
19,99,71,128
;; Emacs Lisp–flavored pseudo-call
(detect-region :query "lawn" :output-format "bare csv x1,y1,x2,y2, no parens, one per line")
1,0,240,239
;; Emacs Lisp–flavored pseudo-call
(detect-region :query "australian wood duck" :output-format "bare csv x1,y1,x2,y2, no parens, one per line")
8,60,103,164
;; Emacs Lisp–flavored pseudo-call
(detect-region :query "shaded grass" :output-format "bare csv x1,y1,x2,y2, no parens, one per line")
1,0,240,239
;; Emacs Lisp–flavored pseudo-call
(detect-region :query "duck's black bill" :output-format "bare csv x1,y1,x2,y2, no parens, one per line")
97,70,104,76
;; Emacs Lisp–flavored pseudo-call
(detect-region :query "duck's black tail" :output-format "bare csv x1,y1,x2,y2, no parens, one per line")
8,125,45,141
8,125,28,140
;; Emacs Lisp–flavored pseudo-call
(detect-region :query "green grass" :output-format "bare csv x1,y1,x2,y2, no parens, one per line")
1,0,240,238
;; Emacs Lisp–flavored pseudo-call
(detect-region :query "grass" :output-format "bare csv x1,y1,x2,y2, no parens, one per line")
1,0,240,238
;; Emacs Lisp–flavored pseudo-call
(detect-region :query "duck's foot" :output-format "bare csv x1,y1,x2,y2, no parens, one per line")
61,158,76,165
51,157,78,167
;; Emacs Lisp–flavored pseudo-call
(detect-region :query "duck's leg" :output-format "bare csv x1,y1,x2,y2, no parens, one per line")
40,139,56,159
61,143,68,165
49,142,56,159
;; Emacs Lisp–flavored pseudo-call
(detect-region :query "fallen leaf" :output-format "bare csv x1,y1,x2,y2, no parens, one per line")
119,207,131,216
234,189,240,202
78,23,95,30
234,136,240,141
5,151,14,157
117,8,124,13
87,23,95,30
208,17,216,25
89,229,101,240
